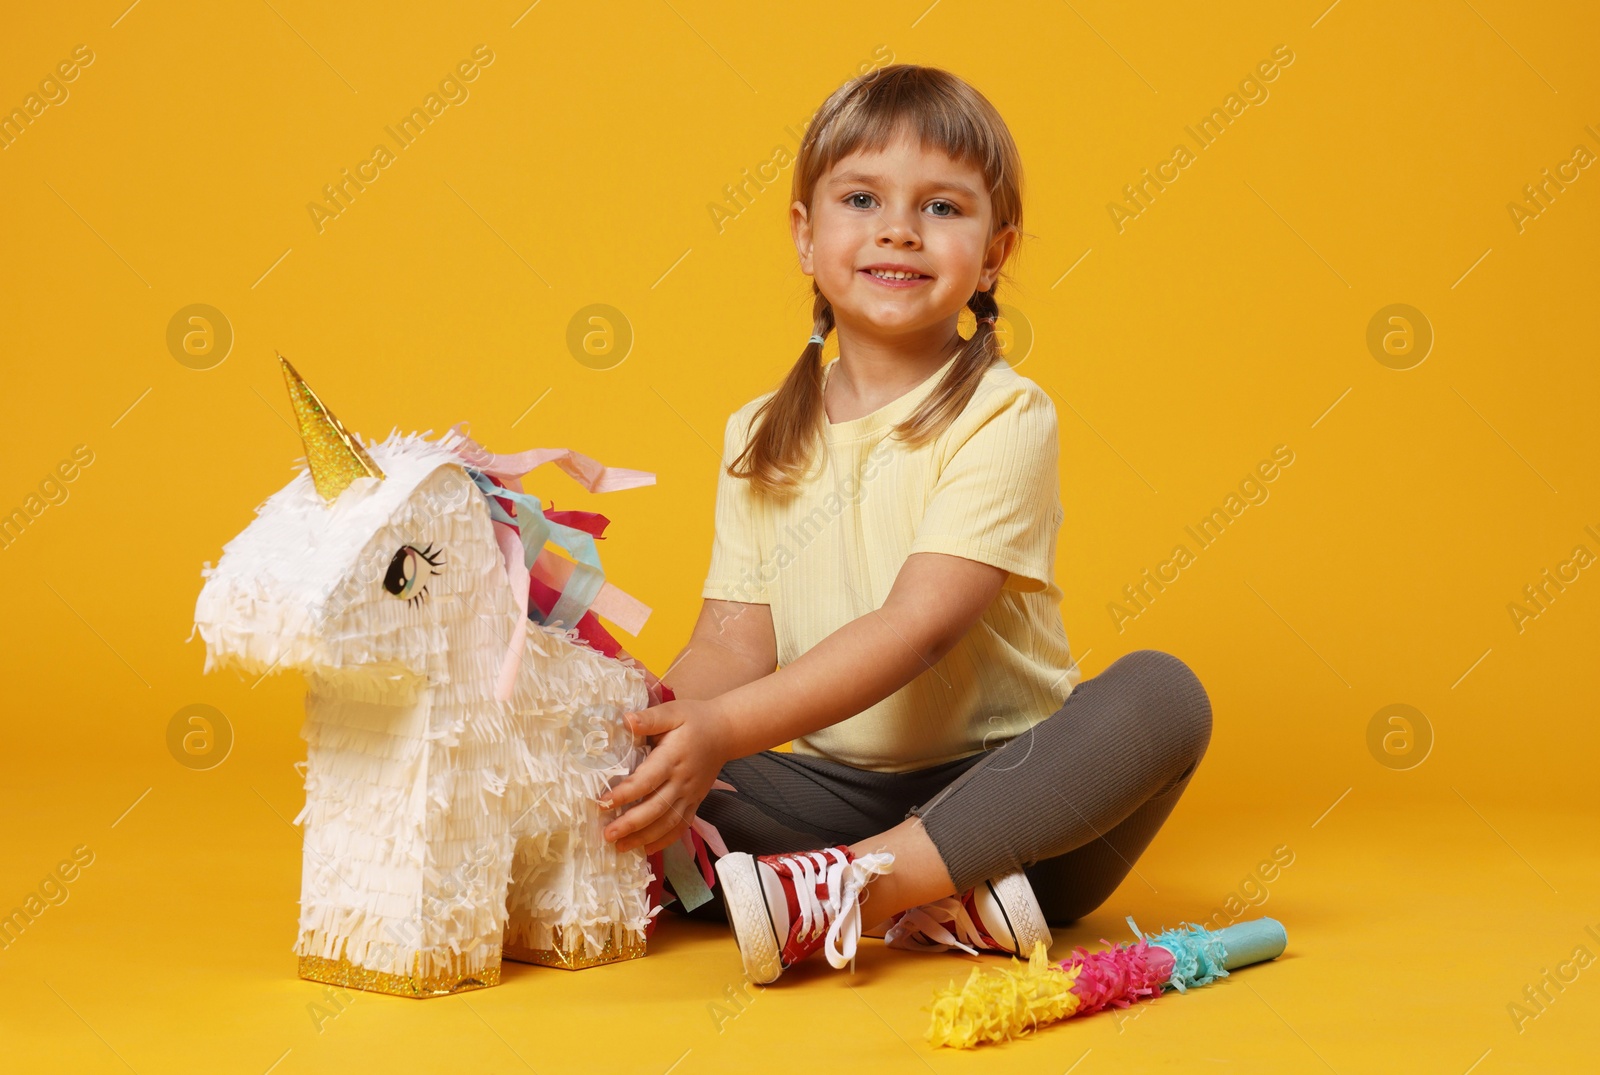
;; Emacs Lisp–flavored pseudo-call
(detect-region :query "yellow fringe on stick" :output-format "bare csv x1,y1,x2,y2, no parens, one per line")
924,940,1079,1049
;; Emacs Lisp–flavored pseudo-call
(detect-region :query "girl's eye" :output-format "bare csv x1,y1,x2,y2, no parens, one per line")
383,543,446,604
845,192,959,217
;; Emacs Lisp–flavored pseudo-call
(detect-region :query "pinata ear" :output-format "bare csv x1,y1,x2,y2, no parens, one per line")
278,352,385,502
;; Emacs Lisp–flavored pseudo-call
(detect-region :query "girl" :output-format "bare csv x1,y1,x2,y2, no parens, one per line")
596,64,1212,986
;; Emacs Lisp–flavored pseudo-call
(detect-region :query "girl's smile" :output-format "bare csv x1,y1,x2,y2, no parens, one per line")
859,263,935,289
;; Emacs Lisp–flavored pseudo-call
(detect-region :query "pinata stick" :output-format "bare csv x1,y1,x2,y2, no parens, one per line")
1203,918,1289,972
926,916,1288,1049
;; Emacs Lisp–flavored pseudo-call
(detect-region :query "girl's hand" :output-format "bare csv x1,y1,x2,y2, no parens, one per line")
597,697,730,856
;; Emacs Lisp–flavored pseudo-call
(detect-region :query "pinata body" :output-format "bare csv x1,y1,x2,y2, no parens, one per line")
192,361,656,996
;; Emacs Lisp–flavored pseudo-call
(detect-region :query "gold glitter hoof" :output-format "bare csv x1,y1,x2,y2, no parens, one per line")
503,924,648,970
298,950,502,998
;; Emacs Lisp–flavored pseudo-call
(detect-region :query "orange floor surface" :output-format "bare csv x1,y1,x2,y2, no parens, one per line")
3,772,1594,1074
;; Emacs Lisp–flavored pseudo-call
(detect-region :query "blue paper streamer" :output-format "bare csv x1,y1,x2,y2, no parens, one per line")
466,468,607,630
661,840,714,911
1126,916,1231,994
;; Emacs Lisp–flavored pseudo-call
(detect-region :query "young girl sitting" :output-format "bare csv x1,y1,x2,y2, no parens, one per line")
595,63,1213,986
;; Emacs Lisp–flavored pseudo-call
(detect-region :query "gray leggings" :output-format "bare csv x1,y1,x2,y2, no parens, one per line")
672,649,1213,926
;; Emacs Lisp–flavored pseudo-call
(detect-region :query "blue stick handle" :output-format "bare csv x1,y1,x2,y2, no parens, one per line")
1213,917,1288,970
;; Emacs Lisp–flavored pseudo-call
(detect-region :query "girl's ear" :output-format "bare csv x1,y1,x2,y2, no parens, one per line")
979,223,1019,290
791,200,815,275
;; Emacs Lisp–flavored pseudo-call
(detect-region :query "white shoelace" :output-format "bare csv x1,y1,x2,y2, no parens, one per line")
882,894,995,956
774,848,895,972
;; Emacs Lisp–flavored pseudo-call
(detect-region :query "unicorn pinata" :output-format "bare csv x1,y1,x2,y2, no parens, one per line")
192,354,671,997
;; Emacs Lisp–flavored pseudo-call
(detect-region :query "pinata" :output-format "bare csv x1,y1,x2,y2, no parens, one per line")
191,354,716,996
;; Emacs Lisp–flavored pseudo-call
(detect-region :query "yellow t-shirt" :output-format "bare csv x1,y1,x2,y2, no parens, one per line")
701,351,1080,773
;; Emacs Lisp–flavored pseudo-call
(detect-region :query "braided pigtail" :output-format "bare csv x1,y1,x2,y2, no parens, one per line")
728,284,836,496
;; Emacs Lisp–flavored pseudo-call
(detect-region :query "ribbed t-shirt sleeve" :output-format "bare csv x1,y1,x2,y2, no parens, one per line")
908,385,1062,593
701,408,771,604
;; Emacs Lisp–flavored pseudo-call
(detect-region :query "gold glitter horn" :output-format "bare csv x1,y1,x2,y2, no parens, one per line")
279,353,385,501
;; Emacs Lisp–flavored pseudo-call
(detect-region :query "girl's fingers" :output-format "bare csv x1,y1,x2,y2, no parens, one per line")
604,784,679,846
620,800,691,855
624,704,679,739
599,748,665,810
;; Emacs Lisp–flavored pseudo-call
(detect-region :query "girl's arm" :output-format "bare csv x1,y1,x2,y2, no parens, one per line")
658,599,777,701
710,551,1007,759
599,553,1005,855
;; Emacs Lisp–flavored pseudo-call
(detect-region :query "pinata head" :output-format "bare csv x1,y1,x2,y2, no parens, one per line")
279,352,386,501
193,354,495,698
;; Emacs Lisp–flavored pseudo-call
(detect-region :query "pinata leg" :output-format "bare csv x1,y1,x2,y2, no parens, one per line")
291,694,513,998
501,695,652,971
502,818,650,970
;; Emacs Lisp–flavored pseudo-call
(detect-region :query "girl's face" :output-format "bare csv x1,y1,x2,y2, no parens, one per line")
792,129,1016,347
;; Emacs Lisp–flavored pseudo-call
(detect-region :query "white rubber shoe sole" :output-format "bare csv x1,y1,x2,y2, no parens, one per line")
714,851,784,985
983,868,1054,956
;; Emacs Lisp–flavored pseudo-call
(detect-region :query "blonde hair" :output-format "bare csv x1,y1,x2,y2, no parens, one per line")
728,63,1027,498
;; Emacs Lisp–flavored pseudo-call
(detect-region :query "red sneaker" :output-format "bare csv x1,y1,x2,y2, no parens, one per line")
875,868,1052,957
714,845,895,984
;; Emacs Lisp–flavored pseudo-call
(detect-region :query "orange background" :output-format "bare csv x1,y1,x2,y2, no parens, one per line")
2,2,1596,1072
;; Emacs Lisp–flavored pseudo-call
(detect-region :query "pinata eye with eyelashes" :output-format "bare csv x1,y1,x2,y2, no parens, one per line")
383,542,446,605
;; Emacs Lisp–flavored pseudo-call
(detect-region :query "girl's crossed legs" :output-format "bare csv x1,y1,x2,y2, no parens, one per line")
672,648,1213,928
